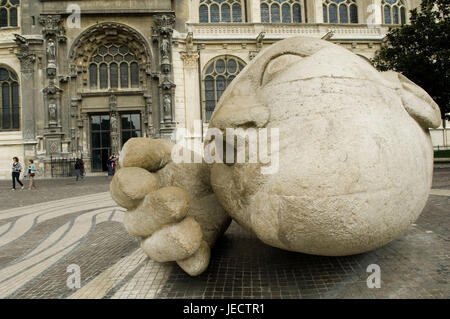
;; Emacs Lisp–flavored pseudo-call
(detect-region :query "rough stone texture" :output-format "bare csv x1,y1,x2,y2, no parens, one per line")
208,37,441,256
111,138,231,276
110,37,441,276
110,167,160,210
119,139,174,173
1,171,447,299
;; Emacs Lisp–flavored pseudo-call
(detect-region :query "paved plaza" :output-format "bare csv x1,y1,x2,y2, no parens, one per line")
0,167,448,299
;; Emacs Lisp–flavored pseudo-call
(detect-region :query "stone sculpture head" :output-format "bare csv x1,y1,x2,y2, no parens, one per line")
111,37,441,277
208,37,441,256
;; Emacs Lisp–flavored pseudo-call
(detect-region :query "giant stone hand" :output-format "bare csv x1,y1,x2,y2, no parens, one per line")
110,138,230,276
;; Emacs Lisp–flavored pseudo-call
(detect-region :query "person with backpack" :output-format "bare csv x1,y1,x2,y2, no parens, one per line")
11,157,24,190
107,155,117,177
25,159,37,190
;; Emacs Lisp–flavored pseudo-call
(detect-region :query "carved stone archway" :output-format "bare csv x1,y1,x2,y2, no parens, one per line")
69,22,153,73
67,22,155,164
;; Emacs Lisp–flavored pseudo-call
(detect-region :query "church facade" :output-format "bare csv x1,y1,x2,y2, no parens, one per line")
0,0,446,179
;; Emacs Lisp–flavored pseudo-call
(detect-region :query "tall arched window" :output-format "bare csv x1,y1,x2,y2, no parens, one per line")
0,67,20,130
203,56,246,122
89,43,140,90
0,0,19,28
261,0,303,23
323,0,358,24
199,0,243,23
382,0,406,25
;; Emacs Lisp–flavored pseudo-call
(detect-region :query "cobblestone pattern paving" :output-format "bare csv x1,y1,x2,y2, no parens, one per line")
0,177,111,210
433,165,450,189
0,170,448,299
10,222,138,299
151,212,448,299
0,212,82,266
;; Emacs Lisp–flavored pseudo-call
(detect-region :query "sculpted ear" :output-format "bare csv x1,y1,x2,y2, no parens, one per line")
383,71,442,129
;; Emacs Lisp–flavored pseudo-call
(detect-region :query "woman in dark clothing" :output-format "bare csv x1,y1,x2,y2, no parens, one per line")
107,155,116,177
11,157,24,190
74,158,84,181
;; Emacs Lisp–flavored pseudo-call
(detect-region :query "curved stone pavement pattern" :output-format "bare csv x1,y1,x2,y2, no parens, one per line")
0,190,448,299
0,192,128,298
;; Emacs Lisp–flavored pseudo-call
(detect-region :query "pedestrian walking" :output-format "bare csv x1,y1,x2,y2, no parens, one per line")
11,157,24,190
107,155,117,177
75,158,84,181
25,159,37,190
80,158,85,178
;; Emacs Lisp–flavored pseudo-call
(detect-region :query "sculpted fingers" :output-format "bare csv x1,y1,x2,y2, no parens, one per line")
122,185,215,276
141,217,203,262
119,138,174,172
110,167,159,210
177,240,211,277
111,137,231,276
123,186,190,238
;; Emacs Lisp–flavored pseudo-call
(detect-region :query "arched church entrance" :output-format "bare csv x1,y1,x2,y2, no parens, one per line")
68,23,156,172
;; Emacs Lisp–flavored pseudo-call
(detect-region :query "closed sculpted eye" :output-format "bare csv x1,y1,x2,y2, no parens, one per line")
260,54,305,87
208,38,335,132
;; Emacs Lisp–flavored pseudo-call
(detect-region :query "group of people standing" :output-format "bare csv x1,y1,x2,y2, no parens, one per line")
75,155,118,180
11,157,37,190
10,154,119,189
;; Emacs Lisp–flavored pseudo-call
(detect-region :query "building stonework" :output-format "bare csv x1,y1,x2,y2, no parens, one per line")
0,0,446,179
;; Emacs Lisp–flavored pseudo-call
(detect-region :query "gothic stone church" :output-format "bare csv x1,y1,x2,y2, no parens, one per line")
0,0,434,178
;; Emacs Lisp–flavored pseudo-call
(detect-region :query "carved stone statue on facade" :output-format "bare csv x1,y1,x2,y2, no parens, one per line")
163,94,172,122
109,93,117,111
47,39,56,62
111,114,120,153
110,113,118,132
160,35,171,74
46,39,57,77
186,32,194,53
48,103,57,122
161,35,170,58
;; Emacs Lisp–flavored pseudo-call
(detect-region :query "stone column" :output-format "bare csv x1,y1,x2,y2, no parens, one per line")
180,51,201,135
311,0,324,23
366,0,383,26
81,113,89,159
190,0,200,23
14,34,37,142
249,0,261,23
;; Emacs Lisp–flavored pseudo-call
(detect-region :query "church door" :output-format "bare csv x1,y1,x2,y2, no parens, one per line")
91,114,111,172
